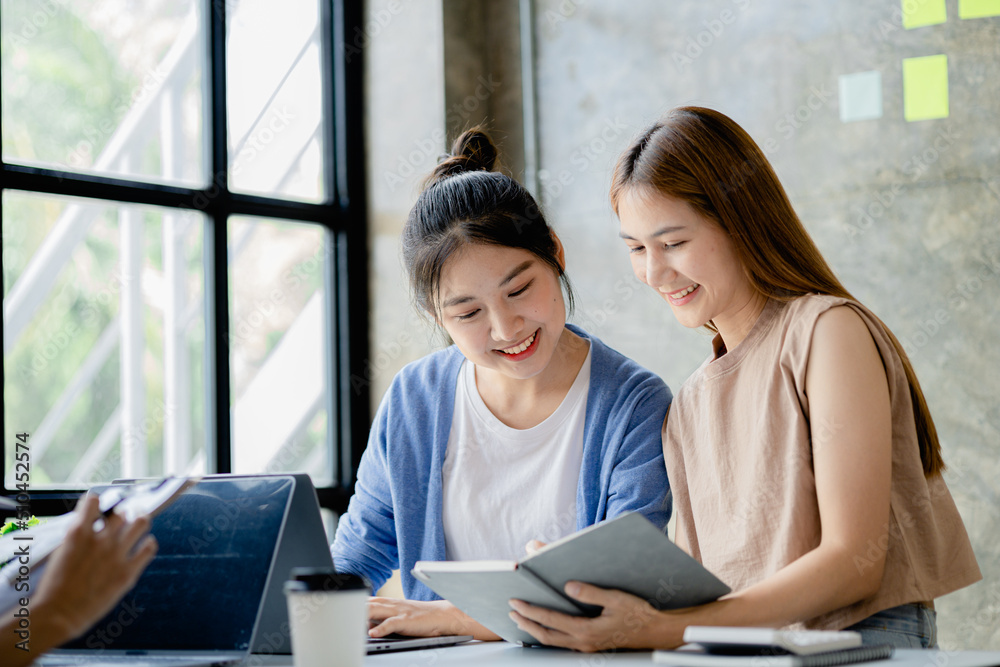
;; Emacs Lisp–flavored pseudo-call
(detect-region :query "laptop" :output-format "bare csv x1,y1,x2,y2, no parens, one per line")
35,473,469,665
366,634,474,653
243,474,473,656
37,475,296,667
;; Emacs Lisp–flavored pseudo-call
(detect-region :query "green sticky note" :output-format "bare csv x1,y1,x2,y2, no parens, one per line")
902,0,947,28
903,55,949,121
959,0,1000,18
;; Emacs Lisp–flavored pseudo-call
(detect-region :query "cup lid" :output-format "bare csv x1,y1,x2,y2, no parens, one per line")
284,567,370,593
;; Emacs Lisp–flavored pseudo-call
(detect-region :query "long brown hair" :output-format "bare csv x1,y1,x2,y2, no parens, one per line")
610,106,944,476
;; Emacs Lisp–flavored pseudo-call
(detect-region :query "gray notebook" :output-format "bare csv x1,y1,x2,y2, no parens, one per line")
412,512,731,645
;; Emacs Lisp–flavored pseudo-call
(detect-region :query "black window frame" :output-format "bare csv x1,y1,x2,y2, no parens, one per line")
0,0,369,516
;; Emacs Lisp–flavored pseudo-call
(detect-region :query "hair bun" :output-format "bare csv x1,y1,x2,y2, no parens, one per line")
425,127,498,187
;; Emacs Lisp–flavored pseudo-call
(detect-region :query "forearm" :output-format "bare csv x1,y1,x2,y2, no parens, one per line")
432,601,501,640
0,602,75,667
460,612,502,641
331,496,399,594
639,542,882,648
330,549,389,596
368,598,502,641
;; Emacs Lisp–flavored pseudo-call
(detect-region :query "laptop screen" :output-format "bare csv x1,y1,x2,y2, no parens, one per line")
64,476,293,652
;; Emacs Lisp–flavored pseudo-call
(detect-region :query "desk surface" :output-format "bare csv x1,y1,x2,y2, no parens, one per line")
253,643,1000,666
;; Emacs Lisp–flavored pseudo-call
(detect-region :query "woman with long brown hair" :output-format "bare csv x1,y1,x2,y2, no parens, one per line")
509,106,980,651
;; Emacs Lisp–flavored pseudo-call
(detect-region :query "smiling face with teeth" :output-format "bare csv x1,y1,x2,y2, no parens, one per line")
617,189,765,347
436,243,580,387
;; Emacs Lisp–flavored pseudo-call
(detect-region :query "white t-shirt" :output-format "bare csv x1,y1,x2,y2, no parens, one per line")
441,344,592,561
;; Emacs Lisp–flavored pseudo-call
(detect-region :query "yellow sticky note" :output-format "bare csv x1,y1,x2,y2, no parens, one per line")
903,55,949,121
959,0,1000,18
902,0,947,28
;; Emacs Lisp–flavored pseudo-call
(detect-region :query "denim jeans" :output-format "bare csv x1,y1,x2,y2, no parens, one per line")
843,602,937,648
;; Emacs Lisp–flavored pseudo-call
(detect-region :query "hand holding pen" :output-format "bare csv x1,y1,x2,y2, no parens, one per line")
0,494,158,667
98,476,174,520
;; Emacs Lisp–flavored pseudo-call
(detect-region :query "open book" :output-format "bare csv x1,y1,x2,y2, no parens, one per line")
412,512,731,645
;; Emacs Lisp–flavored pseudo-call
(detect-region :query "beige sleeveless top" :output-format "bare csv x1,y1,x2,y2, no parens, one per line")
663,294,981,630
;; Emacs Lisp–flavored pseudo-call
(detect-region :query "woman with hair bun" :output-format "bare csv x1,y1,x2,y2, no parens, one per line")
332,128,672,639
509,107,980,651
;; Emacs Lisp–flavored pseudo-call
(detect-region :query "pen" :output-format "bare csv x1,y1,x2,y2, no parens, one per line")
101,476,172,518
101,494,127,518
0,496,18,510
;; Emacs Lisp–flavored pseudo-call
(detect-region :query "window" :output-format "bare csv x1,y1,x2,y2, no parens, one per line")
1,0,368,515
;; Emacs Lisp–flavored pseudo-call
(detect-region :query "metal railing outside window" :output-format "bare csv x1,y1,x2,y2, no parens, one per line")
1,0,368,516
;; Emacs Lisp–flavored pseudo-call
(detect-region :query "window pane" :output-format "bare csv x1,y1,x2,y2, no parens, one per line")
1,0,205,186
3,191,208,487
227,0,325,203
229,217,331,485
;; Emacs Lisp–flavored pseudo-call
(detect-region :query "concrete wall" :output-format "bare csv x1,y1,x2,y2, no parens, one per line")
363,0,999,648
530,1,1000,649
362,0,444,408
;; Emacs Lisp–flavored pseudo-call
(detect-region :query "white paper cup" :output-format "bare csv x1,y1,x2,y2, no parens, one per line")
284,568,370,667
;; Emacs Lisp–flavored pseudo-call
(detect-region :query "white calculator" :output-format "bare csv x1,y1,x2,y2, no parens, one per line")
682,626,863,655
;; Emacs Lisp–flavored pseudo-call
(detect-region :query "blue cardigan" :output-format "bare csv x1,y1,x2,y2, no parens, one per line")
331,324,672,599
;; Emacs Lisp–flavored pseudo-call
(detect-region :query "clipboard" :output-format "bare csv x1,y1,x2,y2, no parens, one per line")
0,477,195,597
